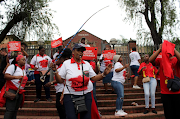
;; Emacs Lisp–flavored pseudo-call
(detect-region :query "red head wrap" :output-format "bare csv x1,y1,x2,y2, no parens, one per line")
16,55,24,62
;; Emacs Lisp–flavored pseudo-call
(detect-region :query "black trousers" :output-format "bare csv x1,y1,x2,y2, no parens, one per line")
161,94,180,119
34,74,50,99
0,80,5,91
4,89,23,119
63,92,92,119
56,92,66,119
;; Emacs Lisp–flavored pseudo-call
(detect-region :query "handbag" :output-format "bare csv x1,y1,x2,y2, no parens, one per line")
4,67,24,100
66,63,88,114
142,76,150,83
167,76,180,92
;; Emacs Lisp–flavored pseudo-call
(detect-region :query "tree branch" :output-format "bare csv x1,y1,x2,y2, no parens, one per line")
158,0,165,40
0,12,28,43
0,0,5,3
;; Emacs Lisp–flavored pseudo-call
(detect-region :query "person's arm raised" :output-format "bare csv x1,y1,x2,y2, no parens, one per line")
91,64,112,81
174,49,180,62
149,44,162,63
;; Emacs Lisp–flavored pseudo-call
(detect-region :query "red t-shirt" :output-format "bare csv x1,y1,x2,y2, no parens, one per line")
155,57,180,94
138,62,158,78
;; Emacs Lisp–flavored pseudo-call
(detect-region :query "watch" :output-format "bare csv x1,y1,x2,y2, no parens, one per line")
51,82,53,85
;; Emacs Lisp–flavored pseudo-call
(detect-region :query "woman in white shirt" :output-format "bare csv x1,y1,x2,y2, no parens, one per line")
53,43,112,119
1,55,28,119
111,55,129,117
30,46,52,102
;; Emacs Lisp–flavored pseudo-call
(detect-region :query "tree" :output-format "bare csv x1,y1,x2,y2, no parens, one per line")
0,0,59,42
118,0,179,45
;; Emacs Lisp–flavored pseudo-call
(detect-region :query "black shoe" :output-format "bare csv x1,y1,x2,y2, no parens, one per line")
111,91,115,94
46,98,52,102
152,110,157,114
34,98,40,103
143,110,149,114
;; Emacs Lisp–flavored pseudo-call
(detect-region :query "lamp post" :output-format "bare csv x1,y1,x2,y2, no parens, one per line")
110,38,117,50
37,38,44,46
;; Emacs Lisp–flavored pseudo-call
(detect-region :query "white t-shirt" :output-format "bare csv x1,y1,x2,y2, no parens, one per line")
129,51,141,66
99,54,113,72
59,59,96,95
53,52,59,60
112,62,126,84
54,67,64,93
30,54,52,71
5,64,27,89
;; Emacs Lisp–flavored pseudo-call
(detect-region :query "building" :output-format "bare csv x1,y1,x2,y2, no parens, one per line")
0,35,22,48
63,30,111,55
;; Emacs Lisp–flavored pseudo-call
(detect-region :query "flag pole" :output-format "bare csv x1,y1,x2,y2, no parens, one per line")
41,6,109,81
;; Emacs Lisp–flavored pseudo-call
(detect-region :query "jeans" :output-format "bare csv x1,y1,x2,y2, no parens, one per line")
63,92,92,119
34,74,50,99
4,89,23,119
130,65,139,76
111,80,124,111
143,77,157,108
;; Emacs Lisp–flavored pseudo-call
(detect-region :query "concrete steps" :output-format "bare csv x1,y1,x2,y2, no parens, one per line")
0,79,165,119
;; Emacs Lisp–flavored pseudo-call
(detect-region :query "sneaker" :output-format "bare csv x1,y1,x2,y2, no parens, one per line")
34,98,40,103
115,110,127,116
133,85,141,89
46,98,52,102
143,110,149,114
152,110,157,114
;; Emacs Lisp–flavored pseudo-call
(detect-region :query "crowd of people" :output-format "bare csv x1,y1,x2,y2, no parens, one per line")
0,39,179,119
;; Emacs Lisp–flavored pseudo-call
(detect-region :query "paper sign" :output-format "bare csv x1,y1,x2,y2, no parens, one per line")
51,37,63,48
82,47,98,60
103,50,116,60
7,41,21,52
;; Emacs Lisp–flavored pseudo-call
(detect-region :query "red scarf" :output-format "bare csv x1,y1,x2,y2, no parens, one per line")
71,57,85,70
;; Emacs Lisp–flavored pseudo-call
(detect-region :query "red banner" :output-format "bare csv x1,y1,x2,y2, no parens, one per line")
51,37,63,48
7,41,21,52
82,47,98,60
103,50,116,60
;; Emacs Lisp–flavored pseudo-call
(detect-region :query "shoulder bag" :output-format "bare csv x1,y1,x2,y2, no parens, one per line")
142,76,150,83
4,65,24,100
66,63,87,114
167,76,180,92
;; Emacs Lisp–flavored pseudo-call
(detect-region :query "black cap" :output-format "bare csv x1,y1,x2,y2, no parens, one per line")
73,43,86,51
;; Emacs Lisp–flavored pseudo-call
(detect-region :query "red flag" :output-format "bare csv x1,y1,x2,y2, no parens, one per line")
51,37,63,48
82,47,98,60
103,50,116,60
7,41,21,52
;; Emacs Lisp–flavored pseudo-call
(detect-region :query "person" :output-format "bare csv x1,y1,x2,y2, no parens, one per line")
138,54,158,114
53,45,63,60
0,48,9,90
99,47,114,93
45,48,72,119
149,41,180,119
53,43,112,119
80,38,90,47
30,46,52,102
0,55,29,119
129,47,141,89
111,55,129,116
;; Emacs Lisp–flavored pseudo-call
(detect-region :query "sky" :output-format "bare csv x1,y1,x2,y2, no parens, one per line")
48,0,138,42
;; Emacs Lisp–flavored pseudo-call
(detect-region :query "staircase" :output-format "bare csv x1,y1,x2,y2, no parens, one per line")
0,79,165,119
